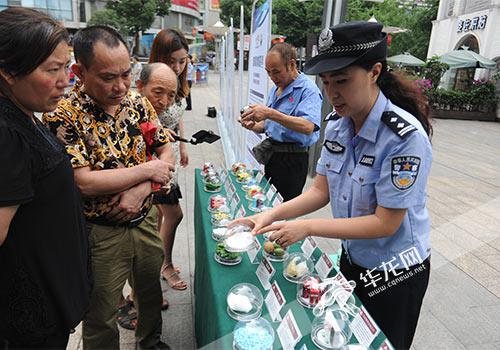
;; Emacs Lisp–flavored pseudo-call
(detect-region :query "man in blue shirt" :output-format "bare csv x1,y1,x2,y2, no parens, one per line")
240,42,322,201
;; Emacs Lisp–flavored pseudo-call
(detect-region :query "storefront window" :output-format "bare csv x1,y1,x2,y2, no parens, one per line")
0,0,72,21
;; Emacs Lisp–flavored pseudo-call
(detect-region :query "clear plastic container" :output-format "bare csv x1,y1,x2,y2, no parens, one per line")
226,283,263,321
244,185,263,200
283,252,314,283
311,307,352,350
248,193,267,213
212,227,228,241
223,225,254,253
208,194,228,212
201,162,215,176
202,170,219,184
214,242,242,266
204,175,222,193
233,318,275,350
262,239,288,262
211,212,231,228
296,274,327,309
231,162,247,175
235,169,252,184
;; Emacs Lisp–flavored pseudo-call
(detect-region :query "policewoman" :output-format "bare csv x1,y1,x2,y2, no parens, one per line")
240,42,322,201
237,21,432,349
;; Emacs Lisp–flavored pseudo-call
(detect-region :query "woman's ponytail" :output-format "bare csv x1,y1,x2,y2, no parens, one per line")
361,60,433,137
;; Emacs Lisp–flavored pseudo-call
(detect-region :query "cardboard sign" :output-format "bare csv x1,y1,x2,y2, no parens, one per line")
277,309,302,350
256,257,275,290
265,280,286,322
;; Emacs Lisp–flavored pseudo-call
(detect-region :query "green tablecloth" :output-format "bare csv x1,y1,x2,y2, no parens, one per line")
194,169,392,349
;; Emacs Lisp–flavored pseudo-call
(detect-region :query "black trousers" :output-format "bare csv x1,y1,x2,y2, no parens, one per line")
264,151,308,202
186,80,192,110
340,250,430,350
2,332,69,349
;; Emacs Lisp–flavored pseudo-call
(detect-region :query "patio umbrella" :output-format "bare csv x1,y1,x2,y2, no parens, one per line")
387,52,425,67
438,48,496,69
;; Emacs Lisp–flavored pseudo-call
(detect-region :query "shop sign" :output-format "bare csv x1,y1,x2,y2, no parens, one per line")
457,14,487,33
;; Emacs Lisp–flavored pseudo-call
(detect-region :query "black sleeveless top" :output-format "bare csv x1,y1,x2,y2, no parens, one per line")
0,97,91,346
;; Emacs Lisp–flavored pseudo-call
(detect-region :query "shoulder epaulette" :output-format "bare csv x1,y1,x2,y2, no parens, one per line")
381,111,417,138
324,111,340,122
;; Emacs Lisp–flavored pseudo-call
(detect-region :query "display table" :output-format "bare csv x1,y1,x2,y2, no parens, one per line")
194,169,393,349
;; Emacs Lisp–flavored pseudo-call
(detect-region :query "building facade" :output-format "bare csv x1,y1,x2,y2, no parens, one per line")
428,0,500,85
0,0,220,40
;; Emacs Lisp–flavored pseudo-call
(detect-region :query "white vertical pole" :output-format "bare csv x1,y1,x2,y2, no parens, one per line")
238,5,245,163
239,5,244,110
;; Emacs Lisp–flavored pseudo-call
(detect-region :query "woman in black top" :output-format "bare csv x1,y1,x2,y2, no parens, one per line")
0,8,91,349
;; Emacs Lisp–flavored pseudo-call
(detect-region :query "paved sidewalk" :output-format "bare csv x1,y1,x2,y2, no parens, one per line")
68,71,500,350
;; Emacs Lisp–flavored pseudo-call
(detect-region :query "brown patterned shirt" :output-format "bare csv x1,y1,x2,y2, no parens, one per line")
43,83,169,219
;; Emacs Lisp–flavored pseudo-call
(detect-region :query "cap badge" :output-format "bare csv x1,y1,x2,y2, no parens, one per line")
318,28,334,52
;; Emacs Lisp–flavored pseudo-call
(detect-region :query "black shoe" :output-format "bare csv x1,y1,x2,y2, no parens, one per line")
136,341,171,350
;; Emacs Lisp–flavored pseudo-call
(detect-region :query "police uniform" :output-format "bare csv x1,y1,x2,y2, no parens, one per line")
261,72,322,201
304,22,432,349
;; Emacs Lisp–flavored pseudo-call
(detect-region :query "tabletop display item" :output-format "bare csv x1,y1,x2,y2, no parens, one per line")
231,162,247,175
248,193,268,213
202,169,219,184
245,185,263,200
211,212,231,228
262,239,288,262
311,308,352,350
226,283,264,321
235,169,252,184
283,253,314,283
204,175,222,193
222,225,255,253
208,194,228,213
296,275,328,309
212,227,229,241
215,242,242,266
201,162,215,176
233,317,275,350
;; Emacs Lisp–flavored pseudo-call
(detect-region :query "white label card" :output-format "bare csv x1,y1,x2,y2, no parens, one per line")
351,306,380,348
223,177,231,194
264,280,286,322
266,185,277,202
272,193,284,207
220,169,228,184
277,310,302,350
330,271,354,307
301,237,318,259
227,183,236,199
235,205,246,219
256,257,275,290
315,253,334,279
255,170,264,184
229,194,240,214
247,237,261,263
378,340,395,350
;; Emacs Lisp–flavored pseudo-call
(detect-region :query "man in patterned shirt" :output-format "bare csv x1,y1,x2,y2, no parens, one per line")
44,26,174,350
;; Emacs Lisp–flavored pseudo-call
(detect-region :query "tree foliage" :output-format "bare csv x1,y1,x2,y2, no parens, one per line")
220,0,257,34
89,0,171,38
220,0,322,48
346,0,438,60
273,0,323,48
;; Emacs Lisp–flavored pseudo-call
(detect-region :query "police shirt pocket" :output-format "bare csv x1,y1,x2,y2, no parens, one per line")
325,158,344,174
352,168,379,211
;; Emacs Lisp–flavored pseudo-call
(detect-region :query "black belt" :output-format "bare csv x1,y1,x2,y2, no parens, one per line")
268,138,309,153
87,206,151,228
253,138,308,165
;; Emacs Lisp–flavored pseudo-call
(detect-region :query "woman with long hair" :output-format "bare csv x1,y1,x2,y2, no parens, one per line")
148,28,190,291
235,21,432,350
0,8,91,349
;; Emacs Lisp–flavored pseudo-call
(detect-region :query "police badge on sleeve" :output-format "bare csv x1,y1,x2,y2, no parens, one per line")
391,156,421,190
